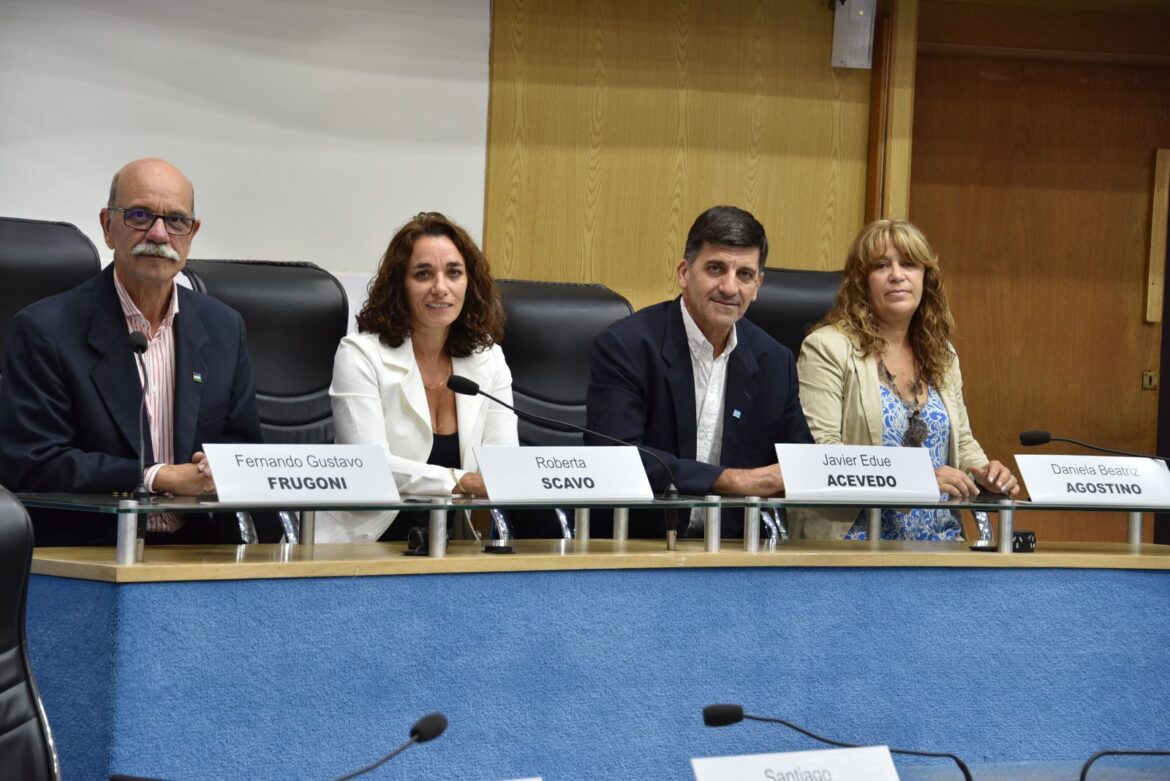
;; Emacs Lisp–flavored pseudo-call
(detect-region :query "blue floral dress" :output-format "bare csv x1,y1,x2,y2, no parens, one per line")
844,384,963,541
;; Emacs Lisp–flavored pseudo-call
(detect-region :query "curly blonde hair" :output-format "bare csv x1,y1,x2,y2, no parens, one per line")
821,219,956,388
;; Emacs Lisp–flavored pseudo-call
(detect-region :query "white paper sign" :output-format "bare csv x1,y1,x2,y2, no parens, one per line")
475,446,653,502
203,443,399,504
777,443,939,502
692,745,899,781
1015,454,1170,506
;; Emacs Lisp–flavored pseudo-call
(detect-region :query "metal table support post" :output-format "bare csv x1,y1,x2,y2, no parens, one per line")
866,508,881,541
427,498,447,558
300,510,316,545
574,508,590,543
1128,511,1143,545
743,496,761,553
612,507,628,542
704,495,721,552
998,506,1015,553
116,499,138,565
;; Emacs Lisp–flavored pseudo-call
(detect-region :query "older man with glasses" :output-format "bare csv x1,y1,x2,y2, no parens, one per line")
0,158,268,546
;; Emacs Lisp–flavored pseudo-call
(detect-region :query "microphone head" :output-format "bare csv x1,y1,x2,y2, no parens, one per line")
128,331,149,355
446,375,480,396
410,712,447,743
702,703,745,727
1019,430,1051,447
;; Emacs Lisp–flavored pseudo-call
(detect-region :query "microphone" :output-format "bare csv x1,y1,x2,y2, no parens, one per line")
1019,430,1170,462
1080,749,1170,780
330,712,447,781
129,331,151,499
447,375,679,497
702,703,972,781
1018,429,1050,447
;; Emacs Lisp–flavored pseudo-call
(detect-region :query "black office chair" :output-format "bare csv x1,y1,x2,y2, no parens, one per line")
740,268,840,543
0,487,60,780
184,260,348,544
183,259,348,445
496,280,633,539
743,267,841,355
0,216,101,380
497,280,633,447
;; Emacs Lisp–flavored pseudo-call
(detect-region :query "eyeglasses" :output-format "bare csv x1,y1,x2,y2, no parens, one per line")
903,409,928,448
107,207,196,236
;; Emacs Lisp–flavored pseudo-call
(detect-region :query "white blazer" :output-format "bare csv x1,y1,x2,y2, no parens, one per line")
316,332,518,542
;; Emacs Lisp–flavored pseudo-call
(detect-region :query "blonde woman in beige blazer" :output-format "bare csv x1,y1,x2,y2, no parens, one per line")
796,220,1018,540
319,212,517,542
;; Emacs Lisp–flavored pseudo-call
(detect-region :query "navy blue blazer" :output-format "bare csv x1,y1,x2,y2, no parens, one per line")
586,299,812,534
0,264,263,544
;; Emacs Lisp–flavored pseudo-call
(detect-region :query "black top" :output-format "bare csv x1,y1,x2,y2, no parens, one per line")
379,431,461,542
428,432,461,469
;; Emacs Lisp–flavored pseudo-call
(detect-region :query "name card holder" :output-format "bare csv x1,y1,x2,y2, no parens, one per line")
203,443,399,504
692,745,899,781
1015,454,1170,506
1016,454,1170,545
777,443,939,503
475,446,653,503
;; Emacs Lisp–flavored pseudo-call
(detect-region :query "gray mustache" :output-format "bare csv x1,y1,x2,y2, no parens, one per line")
131,242,180,261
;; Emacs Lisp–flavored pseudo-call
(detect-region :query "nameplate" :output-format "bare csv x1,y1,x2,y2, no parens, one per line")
474,446,653,502
1015,454,1170,506
692,745,899,781
777,443,939,502
203,443,399,503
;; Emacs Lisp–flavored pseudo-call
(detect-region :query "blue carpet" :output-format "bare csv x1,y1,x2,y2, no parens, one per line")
26,566,1170,780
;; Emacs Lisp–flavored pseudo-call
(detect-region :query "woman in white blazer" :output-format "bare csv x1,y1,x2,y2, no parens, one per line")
319,212,518,542
796,219,1018,540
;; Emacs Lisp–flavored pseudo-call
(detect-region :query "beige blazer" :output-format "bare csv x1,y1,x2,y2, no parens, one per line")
794,324,988,538
316,332,518,542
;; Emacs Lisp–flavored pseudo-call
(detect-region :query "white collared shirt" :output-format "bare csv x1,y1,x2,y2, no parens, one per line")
679,298,738,469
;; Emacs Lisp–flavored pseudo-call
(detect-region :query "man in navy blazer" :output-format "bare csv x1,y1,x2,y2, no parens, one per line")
586,205,813,537
0,158,263,546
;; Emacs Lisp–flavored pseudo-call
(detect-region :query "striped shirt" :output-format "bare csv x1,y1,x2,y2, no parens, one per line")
113,271,181,533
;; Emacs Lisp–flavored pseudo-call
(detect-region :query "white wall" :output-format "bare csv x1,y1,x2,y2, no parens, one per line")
0,0,491,320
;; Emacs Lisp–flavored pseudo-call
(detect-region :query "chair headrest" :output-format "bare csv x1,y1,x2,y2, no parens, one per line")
183,259,349,396
0,217,101,367
497,279,632,405
745,267,841,355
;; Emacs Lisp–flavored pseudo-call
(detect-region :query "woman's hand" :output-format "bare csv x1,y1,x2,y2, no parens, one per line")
453,471,489,498
935,465,979,499
969,460,1020,497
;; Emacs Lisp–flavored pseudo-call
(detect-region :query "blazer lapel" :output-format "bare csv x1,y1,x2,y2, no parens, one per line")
721,328,759,461
384,338,432,433
663,301,697,459
855,350,884,446
88,268,152,461
173,290,207,461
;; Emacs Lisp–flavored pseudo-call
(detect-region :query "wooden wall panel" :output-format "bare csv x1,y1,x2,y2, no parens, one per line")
920,1,1170,65
485,0,875,310
866,0,921,222
910,51,1170,541
884,0,920,219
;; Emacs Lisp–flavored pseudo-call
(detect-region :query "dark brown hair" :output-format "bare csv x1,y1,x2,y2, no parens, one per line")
683,205,768,268
356,212,504,357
